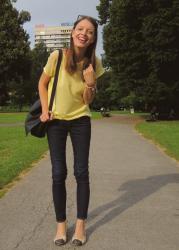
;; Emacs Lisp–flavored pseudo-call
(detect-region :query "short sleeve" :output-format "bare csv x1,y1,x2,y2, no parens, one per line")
43,50,59,77
95,56,105,79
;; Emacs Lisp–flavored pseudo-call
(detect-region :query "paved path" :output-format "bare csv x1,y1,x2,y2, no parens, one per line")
0,115,179,250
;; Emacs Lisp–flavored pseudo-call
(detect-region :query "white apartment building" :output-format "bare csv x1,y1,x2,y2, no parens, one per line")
34,23,73,51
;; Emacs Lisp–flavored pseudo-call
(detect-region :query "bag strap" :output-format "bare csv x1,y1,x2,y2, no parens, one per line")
49,49,62,111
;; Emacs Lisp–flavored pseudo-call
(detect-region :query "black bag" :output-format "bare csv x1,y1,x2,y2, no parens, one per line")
25,49,62,138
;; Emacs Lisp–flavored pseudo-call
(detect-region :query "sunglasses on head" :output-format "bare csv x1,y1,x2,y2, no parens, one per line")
77,15,100,25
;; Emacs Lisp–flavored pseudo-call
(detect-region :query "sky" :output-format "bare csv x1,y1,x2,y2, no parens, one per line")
14,0,104,57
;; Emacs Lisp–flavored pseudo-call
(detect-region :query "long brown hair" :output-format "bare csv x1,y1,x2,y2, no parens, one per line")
65,16,98,80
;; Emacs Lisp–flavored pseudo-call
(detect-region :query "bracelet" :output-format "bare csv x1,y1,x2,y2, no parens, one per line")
85,84,96,93
86,85,95,89
86,81,96,87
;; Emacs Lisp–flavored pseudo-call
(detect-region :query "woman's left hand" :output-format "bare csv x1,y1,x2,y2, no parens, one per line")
83,64,96,86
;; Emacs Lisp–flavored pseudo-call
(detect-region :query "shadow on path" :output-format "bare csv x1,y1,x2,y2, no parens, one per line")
69,173,179,237
86,173,179,236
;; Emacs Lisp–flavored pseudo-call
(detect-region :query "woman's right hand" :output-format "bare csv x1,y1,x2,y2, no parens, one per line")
40,111,54,122
40,112,50,122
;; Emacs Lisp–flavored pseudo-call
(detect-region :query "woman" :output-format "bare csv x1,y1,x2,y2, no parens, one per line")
38,15,105,246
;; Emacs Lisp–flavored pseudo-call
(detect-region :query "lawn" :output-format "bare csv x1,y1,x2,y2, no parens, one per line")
0,111,101,124
136,120,179,161
0,111,101,197
0,112,27,123
91,111,102,119
111,110,149,118
0,127,48,197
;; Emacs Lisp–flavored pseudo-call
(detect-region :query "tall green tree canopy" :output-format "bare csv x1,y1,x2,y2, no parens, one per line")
97,0,179,115
0,0,31,105
27,42,49,104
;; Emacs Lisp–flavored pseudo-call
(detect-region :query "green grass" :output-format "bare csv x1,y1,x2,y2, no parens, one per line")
0,112,27,124
0,105,29,112
0,112,101,124
0,112,101,198
0,127,48,197
111,110,149,117
136,121,179,161
111,110,132,115
91,111,102,119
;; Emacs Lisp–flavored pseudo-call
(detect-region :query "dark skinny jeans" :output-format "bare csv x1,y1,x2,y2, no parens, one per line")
47,116,91,222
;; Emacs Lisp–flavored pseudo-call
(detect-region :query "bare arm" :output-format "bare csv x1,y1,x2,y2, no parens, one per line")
38,72,51,122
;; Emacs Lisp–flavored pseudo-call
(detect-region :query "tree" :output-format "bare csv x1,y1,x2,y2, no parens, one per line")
97,0,179,116
0,0,31,105
27,42,49,104
96,0,112,24
141,0,179,114
91,71,112,110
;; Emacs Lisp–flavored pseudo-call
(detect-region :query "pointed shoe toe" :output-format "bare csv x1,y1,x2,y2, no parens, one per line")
54,235,67,246
71,234,87,246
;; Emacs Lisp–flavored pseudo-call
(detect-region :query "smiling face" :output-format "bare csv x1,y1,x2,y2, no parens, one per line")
72,19,96,49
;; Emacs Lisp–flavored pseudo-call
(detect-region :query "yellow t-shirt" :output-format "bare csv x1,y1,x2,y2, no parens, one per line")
43,49,105,120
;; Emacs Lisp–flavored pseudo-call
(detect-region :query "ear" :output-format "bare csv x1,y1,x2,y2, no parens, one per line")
72,29,75,38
